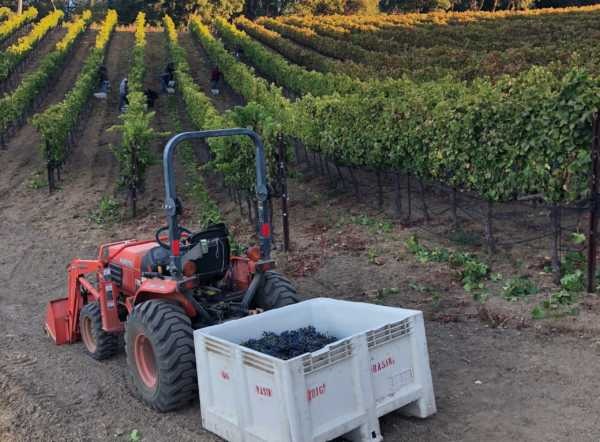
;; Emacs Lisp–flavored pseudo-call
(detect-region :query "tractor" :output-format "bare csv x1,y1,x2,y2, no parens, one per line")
45,129,300,411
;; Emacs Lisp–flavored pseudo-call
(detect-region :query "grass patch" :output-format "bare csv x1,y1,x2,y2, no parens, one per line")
405,235,489,295
89,196,120,225
337,214,393,235
502,276,538,301
129,429,141,442
373,287,400,304
560,269,585,292
531,290,580,320
27,170,47,189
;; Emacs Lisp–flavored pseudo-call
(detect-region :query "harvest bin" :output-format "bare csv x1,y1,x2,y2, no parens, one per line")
194,298,436,442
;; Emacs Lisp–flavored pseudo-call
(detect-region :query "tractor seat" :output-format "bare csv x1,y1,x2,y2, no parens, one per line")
141,224,230,282
141,246,170,275
186,223,230,284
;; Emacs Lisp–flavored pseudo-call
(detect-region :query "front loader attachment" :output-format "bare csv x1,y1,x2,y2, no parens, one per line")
45,297,70,344
44,259,103,345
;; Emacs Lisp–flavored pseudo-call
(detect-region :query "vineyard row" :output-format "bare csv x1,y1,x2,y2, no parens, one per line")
112,12,160,216
201,19,600,205
33,10,118,191
0,7,37,42
257,16,600,80
0,10,64,83
0,11,92,145
280,6,600,51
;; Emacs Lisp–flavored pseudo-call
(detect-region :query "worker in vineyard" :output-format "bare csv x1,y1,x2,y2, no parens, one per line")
210,66,222,96
65,0,76,20
119,77,128,113
99,66,108,90
160,62,175,94
144,88,159,108
94,65,109,99
234,46,244,60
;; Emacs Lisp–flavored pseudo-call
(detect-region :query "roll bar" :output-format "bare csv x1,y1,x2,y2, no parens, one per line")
163,128,271,277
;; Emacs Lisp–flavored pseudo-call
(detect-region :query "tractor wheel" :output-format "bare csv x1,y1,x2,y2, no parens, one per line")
79,302,119,360
124,300,197,412
254,271,301,310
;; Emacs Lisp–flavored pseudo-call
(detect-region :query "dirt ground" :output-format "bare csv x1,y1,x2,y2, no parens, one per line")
1,28,600,442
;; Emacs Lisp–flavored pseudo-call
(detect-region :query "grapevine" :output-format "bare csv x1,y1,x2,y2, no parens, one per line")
0,10,64,82
256,18,407,79
0,7,37,42
0,7,12,19
192,16,600,205
217,18,363,97
165,15,260,193
273,8,600,80
32,10,118,191
235,17,372,81
189,17,293,190
111,12,159,217
0,11,92,143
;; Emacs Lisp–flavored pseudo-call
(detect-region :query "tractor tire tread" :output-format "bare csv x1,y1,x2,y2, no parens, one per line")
254,271,301,310
125,300,197,412
80,302,119,361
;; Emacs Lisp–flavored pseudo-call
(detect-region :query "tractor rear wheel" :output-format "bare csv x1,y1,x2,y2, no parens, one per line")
124,300,197,412
254,271,301,310
79,302,119,360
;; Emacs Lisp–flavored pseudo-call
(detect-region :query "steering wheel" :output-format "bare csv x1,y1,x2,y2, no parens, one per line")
155,225,193,250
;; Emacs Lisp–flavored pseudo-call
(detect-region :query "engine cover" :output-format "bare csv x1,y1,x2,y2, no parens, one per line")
104,241,158,294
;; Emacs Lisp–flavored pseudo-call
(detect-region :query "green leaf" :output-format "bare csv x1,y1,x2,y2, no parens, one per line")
531,306,545,320
129,429,141,442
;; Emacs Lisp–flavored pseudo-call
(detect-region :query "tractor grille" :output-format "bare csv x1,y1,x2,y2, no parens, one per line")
108,263,123,286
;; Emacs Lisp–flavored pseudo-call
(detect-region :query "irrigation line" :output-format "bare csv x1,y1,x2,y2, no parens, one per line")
303,155,594,270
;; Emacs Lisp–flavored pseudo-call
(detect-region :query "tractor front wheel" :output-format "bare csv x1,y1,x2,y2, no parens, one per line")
253,271,301,310
79,302,119,360
124,300,197,412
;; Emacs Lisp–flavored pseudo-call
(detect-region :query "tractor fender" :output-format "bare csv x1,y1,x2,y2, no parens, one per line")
131,279,196,318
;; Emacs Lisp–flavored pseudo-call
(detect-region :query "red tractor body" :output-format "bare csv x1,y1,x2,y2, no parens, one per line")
44,129,299,411
45,238,259,345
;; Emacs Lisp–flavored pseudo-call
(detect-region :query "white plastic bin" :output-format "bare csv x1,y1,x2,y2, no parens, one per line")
194,298,436,442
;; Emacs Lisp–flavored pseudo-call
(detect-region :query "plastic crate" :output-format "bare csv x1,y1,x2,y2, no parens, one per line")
194,298,436,442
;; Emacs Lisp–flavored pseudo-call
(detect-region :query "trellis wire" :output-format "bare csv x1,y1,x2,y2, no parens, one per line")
292,140,598,286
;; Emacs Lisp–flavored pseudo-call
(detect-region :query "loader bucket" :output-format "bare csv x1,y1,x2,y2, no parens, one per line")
45,298,70,345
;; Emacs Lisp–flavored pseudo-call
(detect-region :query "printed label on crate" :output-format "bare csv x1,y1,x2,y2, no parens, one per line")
371,356,396,374
255,385,272,397
307,383,326,402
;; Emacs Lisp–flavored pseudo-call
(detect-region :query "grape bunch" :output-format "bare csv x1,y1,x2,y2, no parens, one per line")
242,326,338,360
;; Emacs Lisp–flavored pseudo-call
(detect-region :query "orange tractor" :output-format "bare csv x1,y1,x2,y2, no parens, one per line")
45,129,300,411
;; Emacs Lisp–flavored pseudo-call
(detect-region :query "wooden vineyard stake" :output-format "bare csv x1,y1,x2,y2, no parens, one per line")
277,136,290,252
551,204,561,285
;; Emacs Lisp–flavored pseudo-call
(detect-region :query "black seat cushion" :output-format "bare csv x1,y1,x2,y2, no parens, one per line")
187,223,230,284
141,246,170,274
